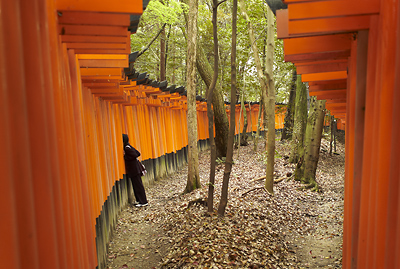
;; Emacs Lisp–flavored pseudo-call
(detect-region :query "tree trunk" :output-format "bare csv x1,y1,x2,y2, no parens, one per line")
281,69,297,141
207,0,220,213
184,0,201,194
253,96,263,151
298,97,326,192
289,75,307,164
218,0,237,217
239,0,274,194
181,0,229,158
264,5,275,194
239,0,268,142
240,72,248,147
160,27,166,81
241,102,248,146
196,43,229,158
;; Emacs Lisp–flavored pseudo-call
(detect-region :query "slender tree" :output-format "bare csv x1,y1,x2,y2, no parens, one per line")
218,0,237,216
264,5,276,194
160,25,166,81
281,69,297,141
184,0,201,193
239,0,274,194
295,96,326,191
289,75,307,164
207,0,227,213
253,96,263,151
181,0,229,158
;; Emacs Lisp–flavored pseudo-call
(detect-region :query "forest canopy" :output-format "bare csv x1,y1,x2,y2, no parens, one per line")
130,0,294,103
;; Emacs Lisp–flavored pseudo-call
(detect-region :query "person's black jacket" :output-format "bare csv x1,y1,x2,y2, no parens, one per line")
124,144,141,176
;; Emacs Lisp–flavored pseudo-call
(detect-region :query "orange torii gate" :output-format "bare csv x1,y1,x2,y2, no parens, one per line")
274,0,400,268
0,0,290,268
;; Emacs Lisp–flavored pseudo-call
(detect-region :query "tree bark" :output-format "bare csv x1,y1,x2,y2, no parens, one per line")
218,0,237,217
298,97,326,191
137,23,167,58
196,44,229,158
207,0,220,213
289,75,307,164
253,97,263,151
160,26,166,81
239,0,274,194
264,5,275,194
239,0,268,138
281,69,297,141
241,101,248,146
181,0,229,159
184,0,201,194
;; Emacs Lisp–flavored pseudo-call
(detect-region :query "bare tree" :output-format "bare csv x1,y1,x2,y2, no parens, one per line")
218,0,237,216
295,97,326,192
207,0,227,213
184,0,201,193
281,69,297,141
289,75,307,164
239,0,275,194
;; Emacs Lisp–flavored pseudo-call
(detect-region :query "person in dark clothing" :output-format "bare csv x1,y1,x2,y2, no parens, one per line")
123,134,148,207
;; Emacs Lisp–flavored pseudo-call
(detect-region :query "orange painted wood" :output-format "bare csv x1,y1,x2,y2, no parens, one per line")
90,88,122,94
73,48,130,54
56,0,143,14
297,61,347,74
69,51,96,268
59,24,128,36
289,15,371,36
79,59,128,68
283,0,325,2
58,11,130,26
384,3,400,268
83,82,119,88
309,89,346,97
302,71,347,82
276,9,289,39
288,0,379,21
326,102,346,108
82,78,122,84
1,0,40,268
326,98,347,104
308,79,347,86
80,67,122,76
67,43,127,50
285,50,350,63
77,54,128,60
309,81,347,91
349,30,368,268
342,43,357,269
61,35,128,43
367,2,397,266
296,59,347,66
284,34,352,55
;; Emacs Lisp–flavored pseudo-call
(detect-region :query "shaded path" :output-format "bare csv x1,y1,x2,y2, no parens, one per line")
106,138,345,269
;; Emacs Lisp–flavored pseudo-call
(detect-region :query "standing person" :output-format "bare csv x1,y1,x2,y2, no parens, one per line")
123,134,148,207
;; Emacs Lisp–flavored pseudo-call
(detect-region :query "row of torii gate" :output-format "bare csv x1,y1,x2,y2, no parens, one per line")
1,0,399,268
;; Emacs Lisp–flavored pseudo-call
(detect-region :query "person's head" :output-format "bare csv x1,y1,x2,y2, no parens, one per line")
123,134,129,147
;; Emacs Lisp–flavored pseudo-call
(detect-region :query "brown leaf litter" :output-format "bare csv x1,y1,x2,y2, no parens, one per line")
106,136,345,269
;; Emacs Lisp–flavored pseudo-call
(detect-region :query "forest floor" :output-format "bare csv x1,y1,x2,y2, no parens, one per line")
106,135,345,269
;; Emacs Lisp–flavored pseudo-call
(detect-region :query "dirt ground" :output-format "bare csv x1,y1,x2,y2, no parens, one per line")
106,136,345,269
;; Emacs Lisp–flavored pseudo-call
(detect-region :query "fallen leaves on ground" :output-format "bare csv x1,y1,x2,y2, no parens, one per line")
106,136,345,269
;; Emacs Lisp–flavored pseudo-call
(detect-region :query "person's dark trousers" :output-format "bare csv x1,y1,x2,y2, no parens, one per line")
129,174,148,204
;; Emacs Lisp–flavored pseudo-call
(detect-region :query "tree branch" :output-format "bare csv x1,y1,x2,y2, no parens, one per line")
216,0,229,8
137,23,167,58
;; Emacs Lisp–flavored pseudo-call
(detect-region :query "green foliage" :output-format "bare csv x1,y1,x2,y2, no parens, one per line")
145,0,184,25
130,0,294,103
